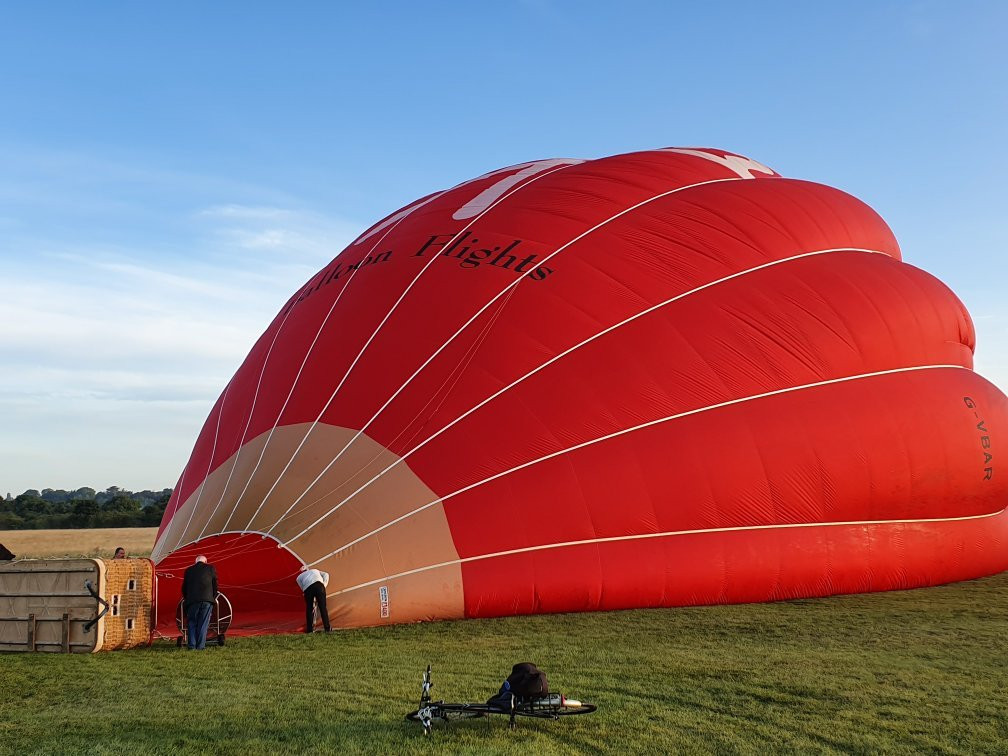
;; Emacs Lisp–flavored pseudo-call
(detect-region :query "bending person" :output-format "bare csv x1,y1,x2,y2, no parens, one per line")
296,566,330,633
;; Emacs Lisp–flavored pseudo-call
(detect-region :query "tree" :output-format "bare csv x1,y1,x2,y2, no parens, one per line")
142,505,166,526
15,494,51,517
73,499,100,520
102,495,140,513
0,485,173,529
0,512,24,529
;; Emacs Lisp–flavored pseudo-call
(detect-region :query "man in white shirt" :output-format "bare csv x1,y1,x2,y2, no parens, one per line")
296,567,331,633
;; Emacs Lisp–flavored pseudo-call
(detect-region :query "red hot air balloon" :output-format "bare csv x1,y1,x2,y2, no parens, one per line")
152,147,1008,634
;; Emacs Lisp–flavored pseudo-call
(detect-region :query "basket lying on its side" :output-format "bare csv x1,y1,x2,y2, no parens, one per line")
0,558,156,653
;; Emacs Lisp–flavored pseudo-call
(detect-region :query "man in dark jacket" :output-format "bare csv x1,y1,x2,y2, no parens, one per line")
181,555,218,650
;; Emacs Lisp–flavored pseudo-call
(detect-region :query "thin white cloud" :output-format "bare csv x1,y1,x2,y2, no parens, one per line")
0,162,362,492
195,203,362,263
198,204,297,221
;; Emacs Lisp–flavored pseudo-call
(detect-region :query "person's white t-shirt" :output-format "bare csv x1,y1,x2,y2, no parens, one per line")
296,568,330,592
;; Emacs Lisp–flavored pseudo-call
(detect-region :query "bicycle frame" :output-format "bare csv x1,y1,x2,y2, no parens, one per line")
407,664,596,734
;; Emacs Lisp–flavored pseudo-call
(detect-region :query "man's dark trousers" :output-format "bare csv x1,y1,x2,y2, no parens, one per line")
186,601,213,649
304,581,330,633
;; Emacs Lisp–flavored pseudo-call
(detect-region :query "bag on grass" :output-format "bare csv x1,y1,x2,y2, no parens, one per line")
487,662,549,707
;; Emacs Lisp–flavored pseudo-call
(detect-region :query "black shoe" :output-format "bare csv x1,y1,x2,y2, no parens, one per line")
305,629,314,634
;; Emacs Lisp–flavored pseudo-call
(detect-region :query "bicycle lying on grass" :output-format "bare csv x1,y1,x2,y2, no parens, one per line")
405,665,597,734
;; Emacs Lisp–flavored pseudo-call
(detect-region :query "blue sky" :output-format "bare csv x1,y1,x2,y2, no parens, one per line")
1,2,1006,495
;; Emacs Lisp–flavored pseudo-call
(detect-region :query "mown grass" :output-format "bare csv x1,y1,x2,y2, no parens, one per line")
3,573,1008,755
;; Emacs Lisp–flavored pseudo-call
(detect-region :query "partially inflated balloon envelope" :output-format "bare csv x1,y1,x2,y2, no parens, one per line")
153,148,1008,634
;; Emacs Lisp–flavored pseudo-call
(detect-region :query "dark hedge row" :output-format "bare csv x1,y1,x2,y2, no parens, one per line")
0,487,171,529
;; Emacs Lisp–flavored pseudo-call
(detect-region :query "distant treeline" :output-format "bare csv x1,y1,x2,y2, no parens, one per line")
0,487,172,530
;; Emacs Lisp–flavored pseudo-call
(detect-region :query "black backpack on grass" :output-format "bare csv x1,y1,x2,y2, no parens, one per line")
487,662,549,707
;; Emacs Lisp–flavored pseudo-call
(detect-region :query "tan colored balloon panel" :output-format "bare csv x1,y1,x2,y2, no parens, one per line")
324,563,464,627
152,425,311,556
264,426,435,535
295,499,460,584
154,424,466,626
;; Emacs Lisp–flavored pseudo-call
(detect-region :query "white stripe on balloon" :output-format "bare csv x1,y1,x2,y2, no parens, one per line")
277,246,892,537
303,363,968,563
322,501,1005,599
256,161,579,535
267,171,759,539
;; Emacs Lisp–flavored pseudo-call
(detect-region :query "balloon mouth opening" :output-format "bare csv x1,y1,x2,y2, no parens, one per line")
154,532,305,636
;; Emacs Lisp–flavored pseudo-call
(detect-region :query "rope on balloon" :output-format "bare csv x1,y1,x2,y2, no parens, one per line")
277,173,779,550
255,162,577,539
271,278,518,528
164,209,420,557
284,246,893,554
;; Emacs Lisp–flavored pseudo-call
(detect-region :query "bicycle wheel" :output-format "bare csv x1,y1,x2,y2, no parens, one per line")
554,703,596,716
405,704,488,723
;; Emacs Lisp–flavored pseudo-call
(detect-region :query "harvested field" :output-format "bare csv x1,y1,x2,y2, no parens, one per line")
0,527,158,559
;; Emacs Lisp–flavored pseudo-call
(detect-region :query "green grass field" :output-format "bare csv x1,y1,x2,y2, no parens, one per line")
4,573,1008,755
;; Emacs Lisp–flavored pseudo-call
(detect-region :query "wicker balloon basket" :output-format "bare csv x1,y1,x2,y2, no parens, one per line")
0,558,156,653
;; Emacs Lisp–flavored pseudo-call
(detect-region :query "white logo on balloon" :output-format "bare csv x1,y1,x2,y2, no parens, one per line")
450,159,584,220
660,148,776,179
351,159,584,246
352,150,770,248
